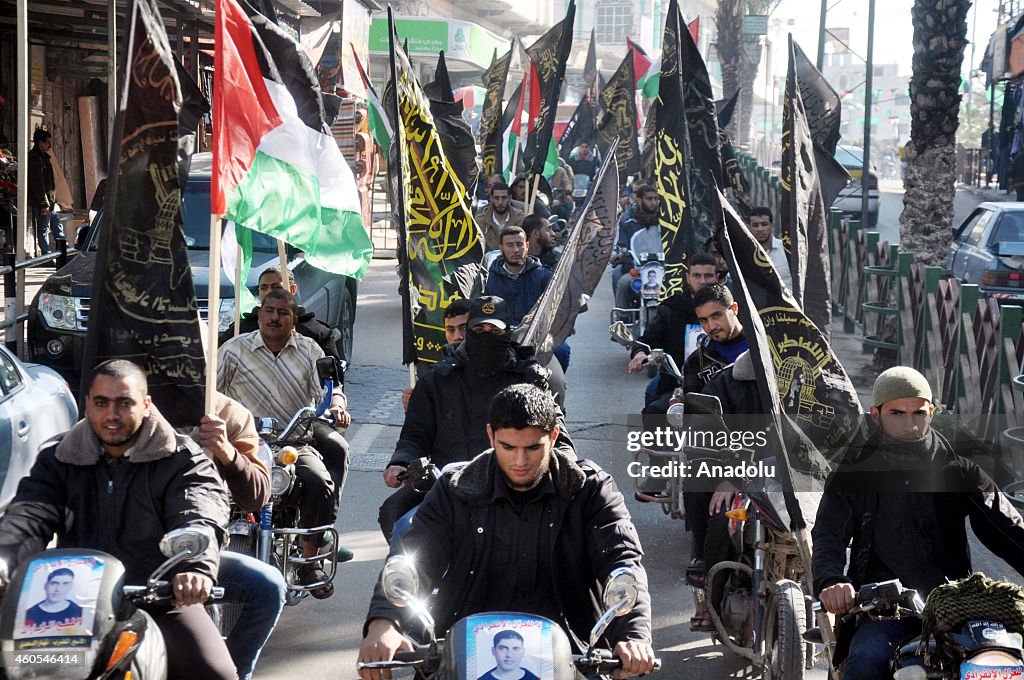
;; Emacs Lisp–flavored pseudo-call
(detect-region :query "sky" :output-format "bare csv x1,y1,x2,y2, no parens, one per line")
770,0,1001,78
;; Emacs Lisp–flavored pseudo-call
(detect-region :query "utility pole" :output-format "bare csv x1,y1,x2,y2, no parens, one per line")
861,0,875,225
816,0,827,70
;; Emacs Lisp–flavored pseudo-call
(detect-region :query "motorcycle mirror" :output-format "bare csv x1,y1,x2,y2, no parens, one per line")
159,527,213,559
381,554,420,608
587,568,642,652
608,321,635,348
602,567,640,616
316,357,341,385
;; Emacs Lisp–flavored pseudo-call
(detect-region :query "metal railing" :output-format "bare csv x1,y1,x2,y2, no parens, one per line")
1,238,76,351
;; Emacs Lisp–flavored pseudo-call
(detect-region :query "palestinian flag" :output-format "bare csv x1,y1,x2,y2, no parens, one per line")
213,0,372,278
501,75,527,181
352,44,393,154
631,19,698,98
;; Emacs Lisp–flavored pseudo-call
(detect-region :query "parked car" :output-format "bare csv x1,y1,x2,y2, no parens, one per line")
948,202,1024,305
832,145,880,228
27,152,359,387
0,344,77,512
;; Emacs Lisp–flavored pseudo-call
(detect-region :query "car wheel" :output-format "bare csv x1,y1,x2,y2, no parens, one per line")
336,284,355,363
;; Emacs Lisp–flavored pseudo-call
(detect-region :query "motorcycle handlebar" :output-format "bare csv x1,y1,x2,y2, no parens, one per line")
124,584,225,602
572,652,662,675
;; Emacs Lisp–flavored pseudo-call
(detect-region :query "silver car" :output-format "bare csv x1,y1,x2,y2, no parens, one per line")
948,202,1024,305
0,345,77,511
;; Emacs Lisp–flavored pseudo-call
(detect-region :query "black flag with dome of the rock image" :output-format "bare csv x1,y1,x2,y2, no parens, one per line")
81,0,206,427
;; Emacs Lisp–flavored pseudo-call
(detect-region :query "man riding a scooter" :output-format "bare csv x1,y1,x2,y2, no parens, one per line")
813,366,1024,679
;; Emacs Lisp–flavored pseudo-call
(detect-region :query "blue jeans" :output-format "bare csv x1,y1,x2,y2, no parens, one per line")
554,341,571,373
218,551,287,680
32,208,65,255
644,376,660,407
845,618,921,680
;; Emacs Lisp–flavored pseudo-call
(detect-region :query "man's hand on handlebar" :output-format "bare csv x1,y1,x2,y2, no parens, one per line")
628,352,649,374
171,572,213,607
358,618,414,680
819,582,856,615
708,482,738,515
328,404,351,429
383,465,407,489
612,640,657,679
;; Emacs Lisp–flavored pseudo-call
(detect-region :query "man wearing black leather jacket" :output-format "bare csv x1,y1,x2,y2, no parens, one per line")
0,360,235,680
358,385,654,680
812,366,1024,680
378,296,574,540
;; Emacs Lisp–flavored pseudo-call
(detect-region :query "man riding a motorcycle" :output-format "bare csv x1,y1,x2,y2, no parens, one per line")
0,359,236,680
378,296,574,541
358,384,655,680
611,186,659,305
218,288,350,597
813,366,1024,679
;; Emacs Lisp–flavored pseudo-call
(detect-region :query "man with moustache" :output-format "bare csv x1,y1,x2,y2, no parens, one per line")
484,227,552,328
746,207,792,290
476,182,525,251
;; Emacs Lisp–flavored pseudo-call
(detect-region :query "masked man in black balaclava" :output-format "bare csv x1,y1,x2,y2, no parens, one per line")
377,296,575,540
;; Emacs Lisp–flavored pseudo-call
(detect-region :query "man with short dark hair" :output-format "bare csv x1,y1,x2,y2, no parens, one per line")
359,384,654,680
627,254,720,408
25,568,83,630
568,141,599,182
747,206,792,290
523,214,560,269
378,297,573,540
476,182,525,251
218,266,339,358
401,299,473,411
484,227,553,327
478,630,539,680
218,288,350,594
27,128,64,255
0,360,235,680
611,185,659,298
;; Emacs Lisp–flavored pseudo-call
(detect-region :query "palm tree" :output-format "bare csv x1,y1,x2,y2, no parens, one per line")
714,0,781,147
899,0,970,266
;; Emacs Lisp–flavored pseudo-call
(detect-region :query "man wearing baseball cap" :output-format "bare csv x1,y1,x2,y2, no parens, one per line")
811,366,1024,680
377,296,574,540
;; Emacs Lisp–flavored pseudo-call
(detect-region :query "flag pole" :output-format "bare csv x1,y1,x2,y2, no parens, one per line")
527,172,541,214
206,213,223,416
234,225,243,336
277,238,289,288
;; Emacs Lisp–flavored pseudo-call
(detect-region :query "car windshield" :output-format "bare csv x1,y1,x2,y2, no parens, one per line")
834,146,864,168
84,179,280,253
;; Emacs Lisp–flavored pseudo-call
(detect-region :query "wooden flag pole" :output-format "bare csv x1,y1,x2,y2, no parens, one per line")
409,363,416,389
206,213,223,418
277,239,289,288
509,140,521,185
527,172,541,214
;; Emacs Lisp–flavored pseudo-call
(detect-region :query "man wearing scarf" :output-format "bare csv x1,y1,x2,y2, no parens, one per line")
812,367,1024,680
377,296,574,540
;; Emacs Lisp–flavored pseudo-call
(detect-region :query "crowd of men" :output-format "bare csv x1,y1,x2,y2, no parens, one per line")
1,148,1023,680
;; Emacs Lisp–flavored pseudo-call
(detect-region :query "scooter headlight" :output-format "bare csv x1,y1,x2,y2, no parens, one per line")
270,466,294,497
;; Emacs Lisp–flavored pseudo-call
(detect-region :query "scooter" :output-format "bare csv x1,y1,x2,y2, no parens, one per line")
808,579,1024,680
0,528,223,680
610,229,665,340
358,555,661,680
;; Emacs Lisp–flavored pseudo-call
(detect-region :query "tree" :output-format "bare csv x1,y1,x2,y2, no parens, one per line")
899,0,970,267
714,0,781,147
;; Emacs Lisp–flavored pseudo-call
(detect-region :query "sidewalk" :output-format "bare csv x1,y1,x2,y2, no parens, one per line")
956,181,1016,204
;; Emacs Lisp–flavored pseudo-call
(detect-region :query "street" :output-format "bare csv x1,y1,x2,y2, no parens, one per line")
252,179,1023,678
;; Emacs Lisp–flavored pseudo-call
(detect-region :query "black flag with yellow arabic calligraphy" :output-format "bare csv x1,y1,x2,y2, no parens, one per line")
524,4,574,177
478,46,512,181
595,53,640,179
384,26,486,366
655,0,707,298
716,91,752,216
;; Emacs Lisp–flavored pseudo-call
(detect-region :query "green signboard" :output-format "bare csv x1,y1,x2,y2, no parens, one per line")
368,16,506,69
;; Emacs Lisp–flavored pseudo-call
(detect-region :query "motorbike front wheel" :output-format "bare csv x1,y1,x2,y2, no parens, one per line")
763,579,807,680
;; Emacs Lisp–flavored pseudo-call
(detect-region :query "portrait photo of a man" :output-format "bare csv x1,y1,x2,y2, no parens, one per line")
24,568,83,630
477,630,540,680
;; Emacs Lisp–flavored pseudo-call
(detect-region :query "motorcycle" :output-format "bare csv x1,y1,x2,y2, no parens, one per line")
0,528,222,680
209,357,342,637
610,228,665,340
808,579,1024,680
358,555,661,680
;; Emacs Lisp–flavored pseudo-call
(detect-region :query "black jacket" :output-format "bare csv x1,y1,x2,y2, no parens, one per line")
484,256,553,327
219,305,337,357
630,292,698,370
27,146,55,210
700,350,763,415
0,409,229,586
391,345,573,470
812,428,1024,599
366,447,652,650
677,333,748,398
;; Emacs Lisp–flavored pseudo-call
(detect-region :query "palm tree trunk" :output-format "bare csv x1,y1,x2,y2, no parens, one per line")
898,0,970,267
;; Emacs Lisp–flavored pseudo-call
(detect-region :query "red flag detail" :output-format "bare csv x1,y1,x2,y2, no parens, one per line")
212,0,281,215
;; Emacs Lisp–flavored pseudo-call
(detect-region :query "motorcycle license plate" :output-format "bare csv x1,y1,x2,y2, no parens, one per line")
961,661,1024,679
